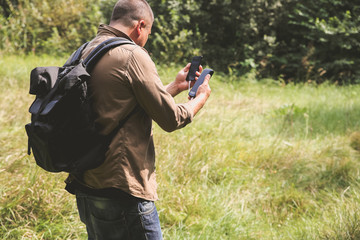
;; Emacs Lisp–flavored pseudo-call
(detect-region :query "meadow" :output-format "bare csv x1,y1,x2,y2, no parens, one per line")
1,54,360,239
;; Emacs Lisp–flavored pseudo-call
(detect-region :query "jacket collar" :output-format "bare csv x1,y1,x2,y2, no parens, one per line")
97,24,134,43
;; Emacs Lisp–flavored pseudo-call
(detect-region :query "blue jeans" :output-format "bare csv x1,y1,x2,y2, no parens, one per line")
76,191,163,240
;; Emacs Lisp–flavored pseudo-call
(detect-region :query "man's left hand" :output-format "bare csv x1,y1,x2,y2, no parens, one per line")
165,63,202,97
175,63,203,92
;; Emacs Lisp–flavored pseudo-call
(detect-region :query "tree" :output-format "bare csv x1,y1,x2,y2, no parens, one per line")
1,0,360,84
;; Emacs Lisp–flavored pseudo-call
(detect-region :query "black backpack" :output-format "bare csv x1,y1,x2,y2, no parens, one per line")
25,37,135,173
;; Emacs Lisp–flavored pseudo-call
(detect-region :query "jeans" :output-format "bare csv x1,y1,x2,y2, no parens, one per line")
76,191,163,240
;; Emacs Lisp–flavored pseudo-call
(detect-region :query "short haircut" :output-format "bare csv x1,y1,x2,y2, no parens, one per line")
110,0,154,27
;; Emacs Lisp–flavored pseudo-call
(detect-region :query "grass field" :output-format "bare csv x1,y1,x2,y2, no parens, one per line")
1,54,360,239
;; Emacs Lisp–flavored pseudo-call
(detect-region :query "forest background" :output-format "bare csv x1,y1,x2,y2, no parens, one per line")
1,0,360,84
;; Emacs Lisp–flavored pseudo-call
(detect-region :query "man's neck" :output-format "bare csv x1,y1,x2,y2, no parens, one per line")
109,22,133,37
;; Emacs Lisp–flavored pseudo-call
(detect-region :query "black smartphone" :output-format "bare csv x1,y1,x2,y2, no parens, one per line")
186,56,203,81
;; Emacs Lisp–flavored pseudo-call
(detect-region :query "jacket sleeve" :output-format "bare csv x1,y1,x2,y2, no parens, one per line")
126,47,193,132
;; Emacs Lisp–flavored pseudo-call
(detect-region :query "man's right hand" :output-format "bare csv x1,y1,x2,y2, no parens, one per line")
194,73,211,99
185,73,212,117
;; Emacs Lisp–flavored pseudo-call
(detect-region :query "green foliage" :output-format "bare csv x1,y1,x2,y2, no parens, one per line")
1,0,360,83
263,0,360,84
0,0,103,56
146,0,204,64
147,0,360,84
99,0,116,24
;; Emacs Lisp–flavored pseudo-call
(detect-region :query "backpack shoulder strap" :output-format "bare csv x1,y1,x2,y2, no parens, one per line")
63,42,89,67
84,37,135,72
83,37,137,137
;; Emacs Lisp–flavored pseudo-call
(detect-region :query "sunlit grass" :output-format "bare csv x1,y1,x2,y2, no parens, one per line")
1,56,360,239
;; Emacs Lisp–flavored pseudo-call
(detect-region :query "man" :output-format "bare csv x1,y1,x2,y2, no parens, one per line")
65,0,211,239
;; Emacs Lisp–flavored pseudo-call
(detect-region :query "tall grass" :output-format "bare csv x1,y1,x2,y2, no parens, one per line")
1,55,360,239
0,54,86,239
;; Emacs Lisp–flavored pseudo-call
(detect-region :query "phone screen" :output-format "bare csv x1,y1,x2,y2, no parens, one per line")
186,56,203,81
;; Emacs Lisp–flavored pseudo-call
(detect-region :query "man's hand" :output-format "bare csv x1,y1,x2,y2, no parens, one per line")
185,73,212,117
165,63,212,117
193,73,211,99
175,63,203,92
165,63,202,97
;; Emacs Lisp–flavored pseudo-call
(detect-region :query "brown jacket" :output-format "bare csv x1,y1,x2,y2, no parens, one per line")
72,24,193,201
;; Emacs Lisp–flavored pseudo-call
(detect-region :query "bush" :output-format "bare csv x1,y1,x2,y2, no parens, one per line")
262,0,360,84
0,0,103,56
146,0,204,64
1,0,360,84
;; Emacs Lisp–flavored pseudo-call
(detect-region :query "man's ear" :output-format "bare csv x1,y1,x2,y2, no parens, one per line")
136,20,146,35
